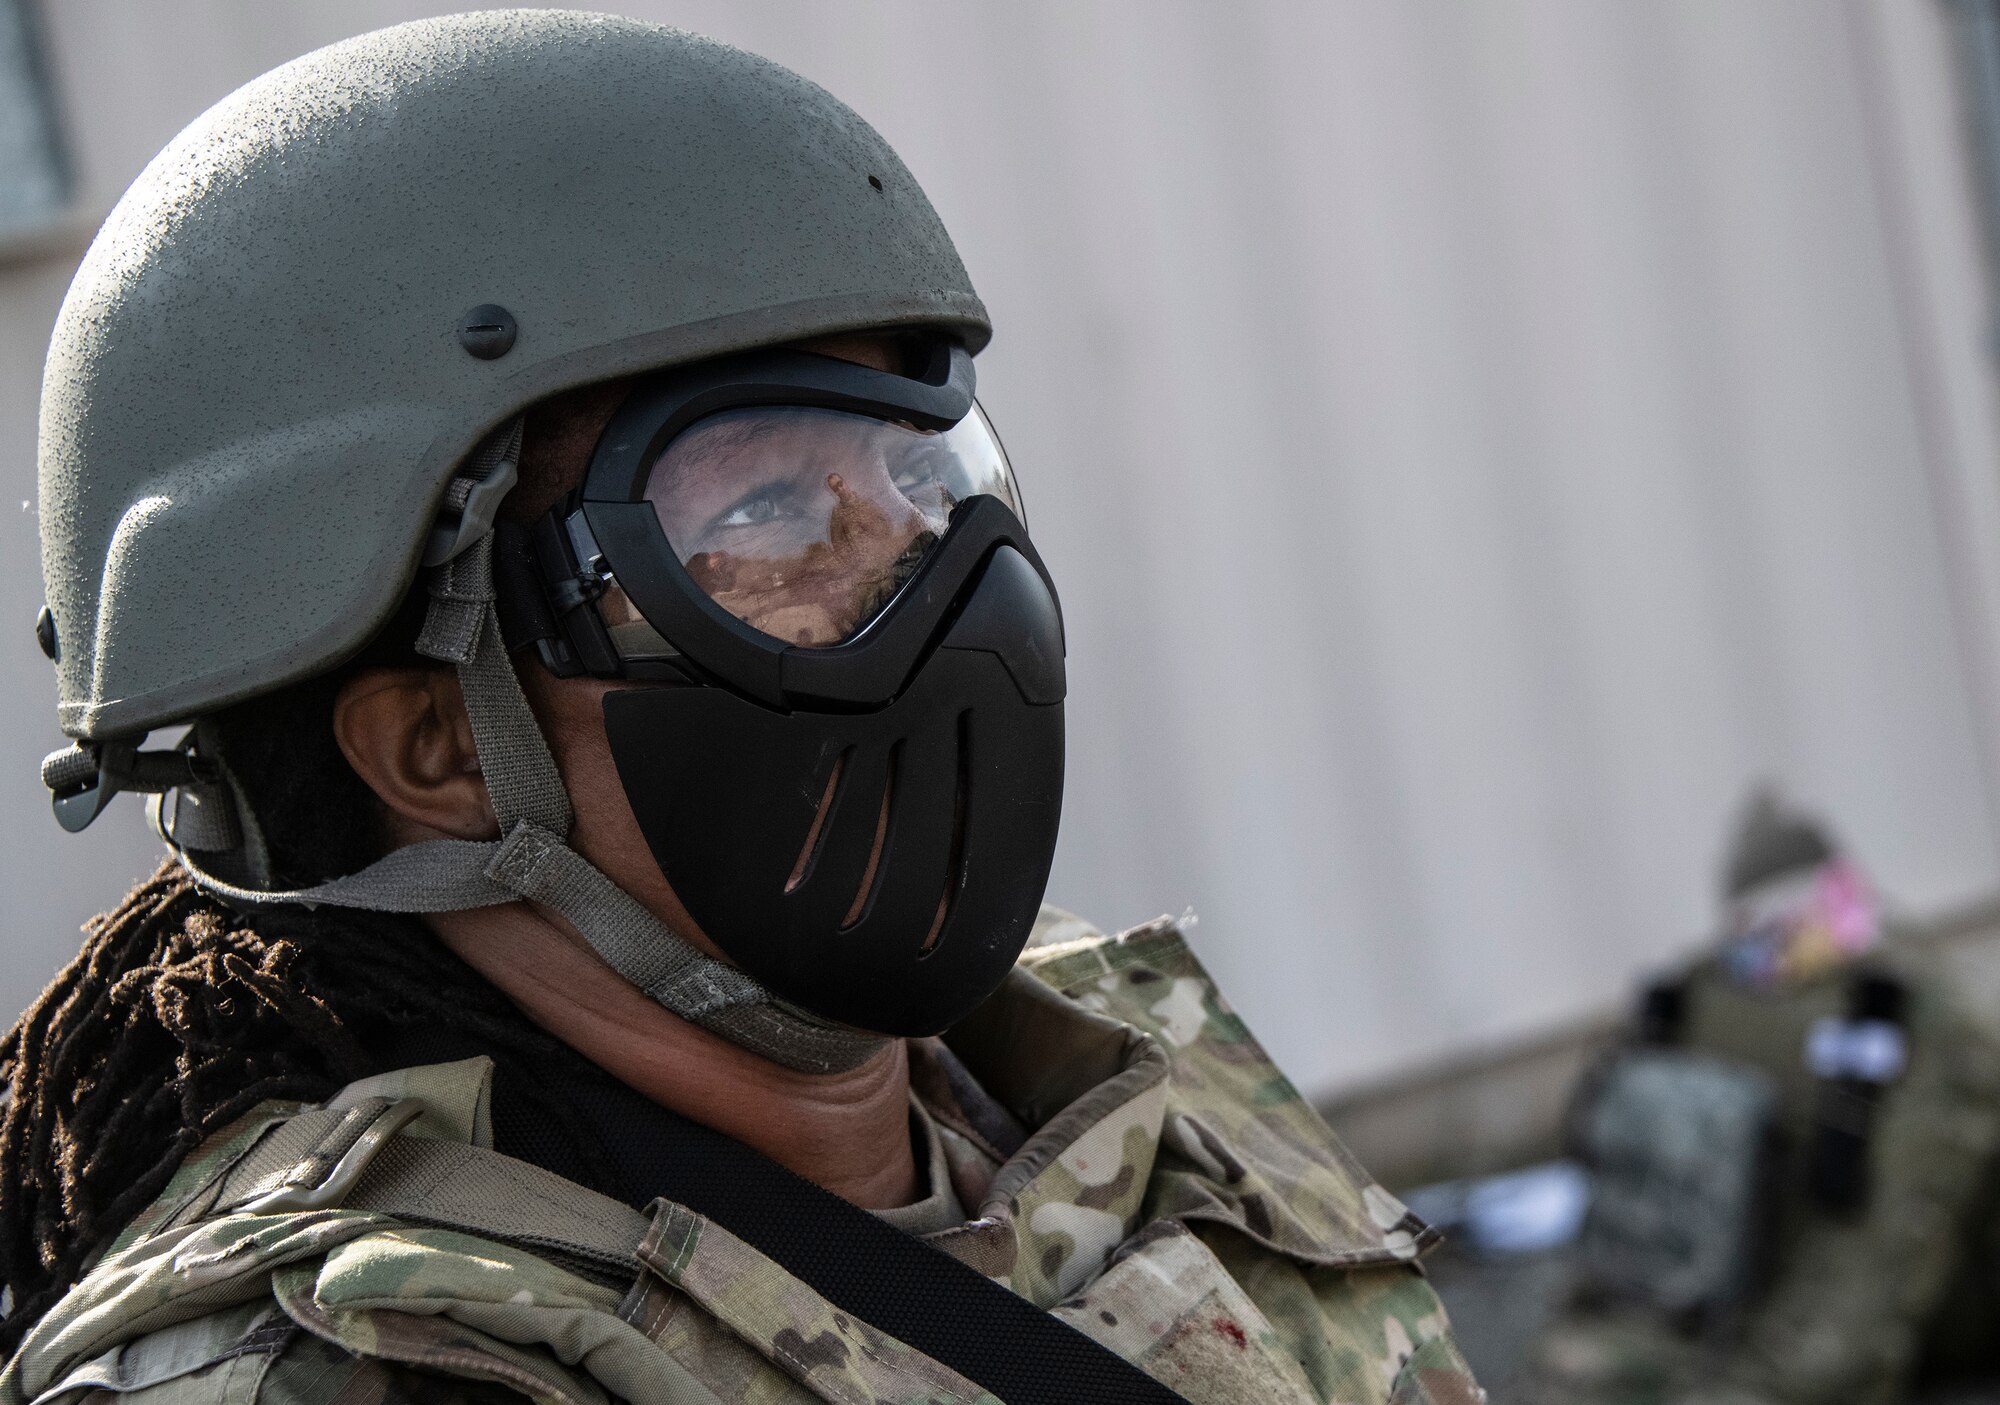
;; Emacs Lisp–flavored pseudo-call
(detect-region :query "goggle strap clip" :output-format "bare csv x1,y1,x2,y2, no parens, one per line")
423,418,524,568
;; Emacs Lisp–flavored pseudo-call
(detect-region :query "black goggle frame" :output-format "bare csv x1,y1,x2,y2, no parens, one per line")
500,343,1054,714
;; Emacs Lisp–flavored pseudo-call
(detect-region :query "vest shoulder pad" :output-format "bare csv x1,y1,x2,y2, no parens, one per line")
1019,911,1438,1269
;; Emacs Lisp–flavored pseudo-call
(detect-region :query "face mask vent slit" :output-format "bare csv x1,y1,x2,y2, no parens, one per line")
920,712,973,957
786,750,848,894
841,743,899,930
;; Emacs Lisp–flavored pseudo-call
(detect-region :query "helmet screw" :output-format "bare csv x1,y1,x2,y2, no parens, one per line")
34,605,57,661
456,304,518,360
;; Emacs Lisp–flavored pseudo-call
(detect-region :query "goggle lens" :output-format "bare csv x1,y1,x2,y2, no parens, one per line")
635,403,1021,648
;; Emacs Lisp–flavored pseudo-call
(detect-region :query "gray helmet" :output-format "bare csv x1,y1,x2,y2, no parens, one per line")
34,10,996,1074
1722,788,1837,899
40,8,987,741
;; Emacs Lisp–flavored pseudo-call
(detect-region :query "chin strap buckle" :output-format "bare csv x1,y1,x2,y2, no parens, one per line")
43,739,214,833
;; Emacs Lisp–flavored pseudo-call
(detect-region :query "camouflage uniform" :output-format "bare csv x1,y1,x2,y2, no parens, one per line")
1524,945,2000,1405
0,911,1482,1405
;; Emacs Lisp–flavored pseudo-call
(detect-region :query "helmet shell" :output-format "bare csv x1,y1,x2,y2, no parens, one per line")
39,9,988,739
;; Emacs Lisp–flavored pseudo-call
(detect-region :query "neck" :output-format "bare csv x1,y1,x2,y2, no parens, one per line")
425,899,919,1209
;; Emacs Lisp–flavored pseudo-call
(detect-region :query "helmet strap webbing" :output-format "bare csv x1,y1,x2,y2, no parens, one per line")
173,424,885,1075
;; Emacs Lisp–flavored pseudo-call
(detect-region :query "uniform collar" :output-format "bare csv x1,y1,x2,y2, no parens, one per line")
365,906,1437,1310
924,969,1173,1306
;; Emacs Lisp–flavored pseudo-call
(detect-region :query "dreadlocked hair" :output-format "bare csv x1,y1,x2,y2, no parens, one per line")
0,867,613,1354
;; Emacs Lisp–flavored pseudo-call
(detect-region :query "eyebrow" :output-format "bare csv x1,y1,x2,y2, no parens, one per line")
657,414,789,486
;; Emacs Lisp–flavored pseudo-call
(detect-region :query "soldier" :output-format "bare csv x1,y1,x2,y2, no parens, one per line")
0,13,1480,1404
1523,792,2000,1405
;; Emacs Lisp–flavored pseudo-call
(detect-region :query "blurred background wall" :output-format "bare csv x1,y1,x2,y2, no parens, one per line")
5,0,2000,1103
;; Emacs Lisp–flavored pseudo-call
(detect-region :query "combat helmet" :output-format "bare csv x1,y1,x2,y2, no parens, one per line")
34,11,999,1072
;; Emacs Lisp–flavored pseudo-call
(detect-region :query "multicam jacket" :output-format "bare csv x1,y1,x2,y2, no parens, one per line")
0,910,1481,1405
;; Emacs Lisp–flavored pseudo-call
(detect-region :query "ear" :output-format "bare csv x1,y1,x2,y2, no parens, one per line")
333,667,498,843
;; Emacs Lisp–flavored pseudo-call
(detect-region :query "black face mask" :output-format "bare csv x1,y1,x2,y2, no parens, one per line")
501,344,1065,1036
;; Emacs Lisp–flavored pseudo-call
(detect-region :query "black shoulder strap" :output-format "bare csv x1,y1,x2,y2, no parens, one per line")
210,1099,1192,1405
629,1102,1197,1405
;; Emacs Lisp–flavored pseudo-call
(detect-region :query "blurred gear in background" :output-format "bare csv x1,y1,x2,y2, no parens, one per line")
1514,790,2000,1405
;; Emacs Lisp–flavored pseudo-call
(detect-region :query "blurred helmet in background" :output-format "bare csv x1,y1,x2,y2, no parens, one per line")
1718,789,1880,990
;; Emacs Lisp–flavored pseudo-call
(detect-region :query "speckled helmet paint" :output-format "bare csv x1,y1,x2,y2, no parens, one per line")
38,10,988,739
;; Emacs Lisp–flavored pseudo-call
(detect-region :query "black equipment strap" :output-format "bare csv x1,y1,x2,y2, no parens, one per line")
210,1098,1192,1405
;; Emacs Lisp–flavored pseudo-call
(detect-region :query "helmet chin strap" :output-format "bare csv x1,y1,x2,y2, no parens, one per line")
168,421,887,1076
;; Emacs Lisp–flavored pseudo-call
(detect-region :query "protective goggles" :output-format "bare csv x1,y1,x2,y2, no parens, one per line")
504,343,1040,710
